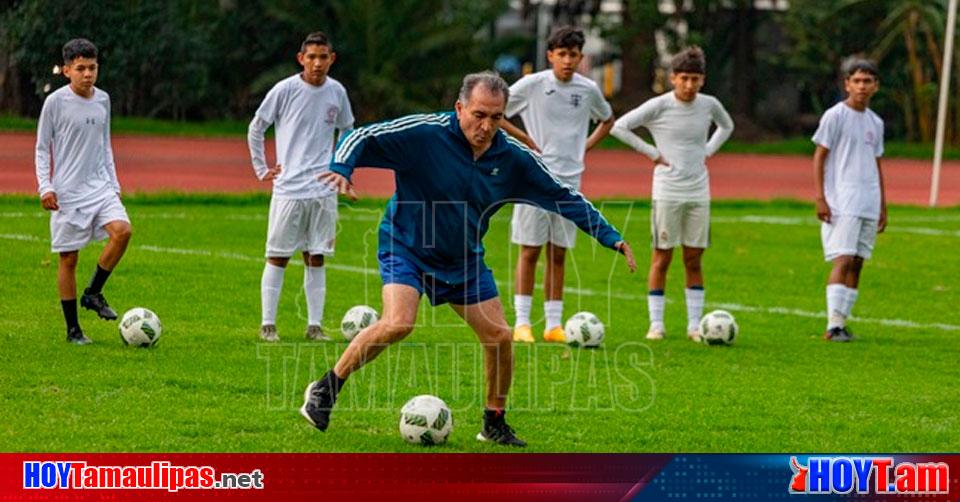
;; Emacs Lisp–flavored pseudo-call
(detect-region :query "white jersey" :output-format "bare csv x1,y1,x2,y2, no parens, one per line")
35,85,120,208
612,92,733,202
248,74,354,199
812,102,884,219
505,70,613,178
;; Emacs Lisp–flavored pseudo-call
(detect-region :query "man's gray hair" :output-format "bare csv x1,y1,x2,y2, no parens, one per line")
458,71,510,105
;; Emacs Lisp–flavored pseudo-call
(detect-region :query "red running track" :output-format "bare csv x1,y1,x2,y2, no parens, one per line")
2,132,957,205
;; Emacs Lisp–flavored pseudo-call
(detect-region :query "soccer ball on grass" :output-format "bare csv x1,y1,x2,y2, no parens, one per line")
341,305,379,341
564,311,605,348
399,395,453,445
699,310,738,346
119,307,162,347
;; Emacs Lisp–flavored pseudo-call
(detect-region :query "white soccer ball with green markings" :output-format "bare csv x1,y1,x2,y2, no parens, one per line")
119,307,162,347
340,305,378,341
564,311,605,348
699,310,738,346
399,395,453,445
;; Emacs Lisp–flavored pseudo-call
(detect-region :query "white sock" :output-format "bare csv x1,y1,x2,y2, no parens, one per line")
514,294,532,328
843,287,859,318
304,265,326,326
648,291,665,330
685,287,705,332
261,263,285,325
826,284,846,330
544,300,563,330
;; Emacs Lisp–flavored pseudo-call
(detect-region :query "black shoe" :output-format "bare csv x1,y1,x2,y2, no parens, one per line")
823,326,852,342
300,378,337,431
66,326,92,345
81,291,117,320
476,410,527,447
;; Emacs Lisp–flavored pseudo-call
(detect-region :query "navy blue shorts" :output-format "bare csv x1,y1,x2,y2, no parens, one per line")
378,251,499,306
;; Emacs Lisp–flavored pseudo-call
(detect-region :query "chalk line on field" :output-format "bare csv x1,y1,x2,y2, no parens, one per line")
2,232,956,333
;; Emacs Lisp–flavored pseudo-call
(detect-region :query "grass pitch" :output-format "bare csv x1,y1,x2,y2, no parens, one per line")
1,194,958,452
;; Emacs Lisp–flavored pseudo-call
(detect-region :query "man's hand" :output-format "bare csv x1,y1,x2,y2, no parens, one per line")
40,191,59,211
615,240,637,273
318,171,357,201
878,206,887,233
815,197,832,224
261,164,282,181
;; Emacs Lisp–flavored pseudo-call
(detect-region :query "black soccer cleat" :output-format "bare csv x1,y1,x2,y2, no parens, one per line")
80,292,118,320
823,326,852,342
476,411,527,447
300,379,337,431
66,326,92,345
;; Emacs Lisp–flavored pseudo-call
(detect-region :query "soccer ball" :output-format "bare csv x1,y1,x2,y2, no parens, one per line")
399,395,453,445
340,305,378,341
119,307,162,347
699,310,738,346
564,311,605,348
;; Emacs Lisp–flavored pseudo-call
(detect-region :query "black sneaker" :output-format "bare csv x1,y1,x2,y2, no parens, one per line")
300,378,337,431
80,292,117,320
66,326,92,345
476,410,527,447
823,326,852,342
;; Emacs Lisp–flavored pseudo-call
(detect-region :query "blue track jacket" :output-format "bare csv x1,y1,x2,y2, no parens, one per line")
331,111,623,284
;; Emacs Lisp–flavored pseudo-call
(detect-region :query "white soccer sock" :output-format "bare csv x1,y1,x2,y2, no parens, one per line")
685,287,705,332
261,263,285,325
514,294,532,328
648,291,665,330
843,287,859,318
826,284,846,330
304,265,326,326
544,300,563,330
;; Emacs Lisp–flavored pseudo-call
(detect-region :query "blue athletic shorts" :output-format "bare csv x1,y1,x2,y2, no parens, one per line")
378,251,499,306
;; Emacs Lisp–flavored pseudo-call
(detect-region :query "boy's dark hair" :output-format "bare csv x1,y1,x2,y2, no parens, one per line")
301,31,332,52
547,26,585,52
670,46,706,75
841,57,879,80
62,38,97,63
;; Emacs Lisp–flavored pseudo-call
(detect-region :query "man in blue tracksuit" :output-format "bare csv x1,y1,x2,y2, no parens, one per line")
300,71,636,447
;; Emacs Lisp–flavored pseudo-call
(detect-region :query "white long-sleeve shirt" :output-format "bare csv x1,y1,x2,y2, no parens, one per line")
35,85,120,207
612,92,733,201
248,74,354,199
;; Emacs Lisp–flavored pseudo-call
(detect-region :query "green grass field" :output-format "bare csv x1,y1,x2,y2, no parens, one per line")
1,194,958,452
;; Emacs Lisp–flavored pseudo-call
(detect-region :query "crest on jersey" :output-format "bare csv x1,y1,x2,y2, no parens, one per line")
325,106,339,125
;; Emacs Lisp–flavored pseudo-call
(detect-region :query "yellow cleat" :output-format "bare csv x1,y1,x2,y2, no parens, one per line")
513,325,534,343
543,326,566,343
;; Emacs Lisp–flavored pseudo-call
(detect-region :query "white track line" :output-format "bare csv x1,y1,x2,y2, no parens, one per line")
5,211,958,235
3,232,957,332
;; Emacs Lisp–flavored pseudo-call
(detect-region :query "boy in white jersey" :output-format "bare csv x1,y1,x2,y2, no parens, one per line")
36,39,133,345
812,58,887,342
501,26,615,343
248,32,354,342
611,47,734,342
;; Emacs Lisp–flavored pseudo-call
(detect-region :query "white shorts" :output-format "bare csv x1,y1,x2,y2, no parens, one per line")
651,199,710,250
510,175,580,249
821,215,877,261
50,193,129,253
266,196,337,257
